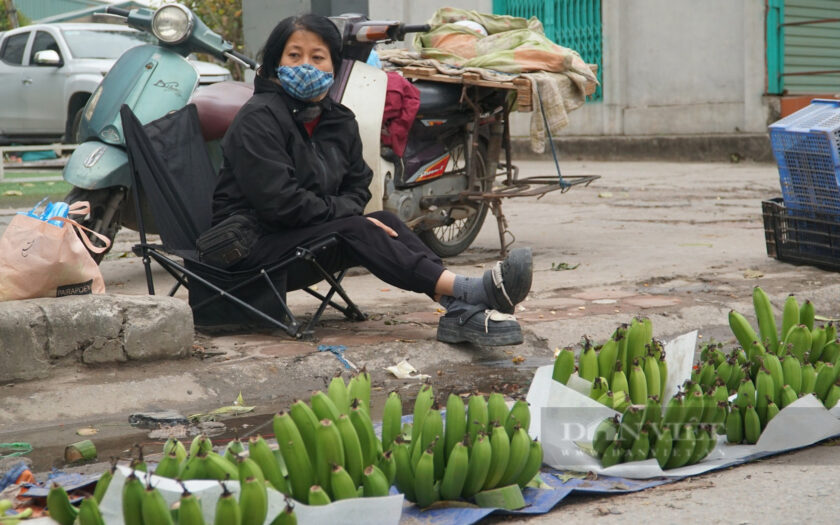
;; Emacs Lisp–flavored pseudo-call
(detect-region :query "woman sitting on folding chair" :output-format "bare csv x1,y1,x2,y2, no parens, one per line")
211,14,533,346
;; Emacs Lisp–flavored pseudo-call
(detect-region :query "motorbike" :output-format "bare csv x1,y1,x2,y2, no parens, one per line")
62,3,256,261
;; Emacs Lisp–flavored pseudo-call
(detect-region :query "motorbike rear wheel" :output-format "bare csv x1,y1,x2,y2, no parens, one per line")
418,142,491,258
63,187,124,264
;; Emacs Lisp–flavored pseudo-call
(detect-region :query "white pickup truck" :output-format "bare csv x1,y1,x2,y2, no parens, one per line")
0,22,231,144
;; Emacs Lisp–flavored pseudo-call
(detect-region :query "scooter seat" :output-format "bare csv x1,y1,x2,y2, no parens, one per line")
414,80,463,115
190,80,253,141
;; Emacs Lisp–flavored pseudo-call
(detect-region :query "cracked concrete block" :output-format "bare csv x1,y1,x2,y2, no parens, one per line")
36,295,123,358
82,336,126,364
122,296,193,361
0,301,50,383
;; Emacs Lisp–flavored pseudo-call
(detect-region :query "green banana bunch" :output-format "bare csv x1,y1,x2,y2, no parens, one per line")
204,451,240,481
239,476,268,525
725,402,744,444
273,410,315,502
311,390,342,423
461,433,492,499
289,399,320,464
644,355,661,399
486,392,509,429
814,362,836,401
652,427,673,468
177,486,206,525
664,424,695,469
411,384,434,457
329,464,357,501
93,458,116,503
213,483,241,525
498,426,531,486
784,324,812,363
271,502,297,525
753,286,779,353
413,447,439,507
514,439,544,488
744,405,761,444
189,434,213,458
224,438,245,464
348,368,372,415
314,418,345,497
482,424,511,490
504,399,531,438
781,354,802,395
578,338,598,382
249,435,288,494
121,471,144,525
392,438,416,501
439,440,469,500
362,465,391,497
628,429,650,463
419,406,445,480
335,413,364,488
597,336,619,385
350,399,381,470
628,359,648,405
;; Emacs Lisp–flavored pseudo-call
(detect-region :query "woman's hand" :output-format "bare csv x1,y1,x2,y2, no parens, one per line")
367,217,398,237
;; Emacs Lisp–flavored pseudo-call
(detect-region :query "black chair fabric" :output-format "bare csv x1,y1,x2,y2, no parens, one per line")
119,104,364,336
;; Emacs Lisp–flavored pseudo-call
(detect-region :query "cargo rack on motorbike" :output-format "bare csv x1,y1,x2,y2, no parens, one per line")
400,65,600,256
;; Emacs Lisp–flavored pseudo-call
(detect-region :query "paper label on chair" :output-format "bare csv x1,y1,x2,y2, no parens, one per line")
56,279,93,297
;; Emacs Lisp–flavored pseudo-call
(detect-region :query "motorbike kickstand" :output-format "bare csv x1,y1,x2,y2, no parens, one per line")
489,198,514,258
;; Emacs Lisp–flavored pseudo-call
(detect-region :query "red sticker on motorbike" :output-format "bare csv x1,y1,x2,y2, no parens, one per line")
416,154,451,182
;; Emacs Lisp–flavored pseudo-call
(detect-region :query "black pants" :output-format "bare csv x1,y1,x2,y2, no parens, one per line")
237,210,445,296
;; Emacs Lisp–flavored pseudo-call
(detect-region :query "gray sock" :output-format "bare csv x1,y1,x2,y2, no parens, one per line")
440,295,485,313
452,275,490,306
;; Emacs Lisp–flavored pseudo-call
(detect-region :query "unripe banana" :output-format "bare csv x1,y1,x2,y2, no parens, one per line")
600,440,624,468
611,364,629,398
348,368,372,415
420,407,446,480
815,362,836,400
779,384,798,409
240,476,269,525
611,389,630,413
781,294,799,342
205,451,240,481
361,464,391,497
307,485,332,506
614,324,629,373
735,377,756,416
289,399,320,464
664,424,695,469
378,449,396,485
486,392,509,430
213,483,241,525
327,374,350,415
618,405,643,449
755,368,774,424
177,487,205,525
628,429,650,463
628,360,648,405
762,353,784,405
578,338,599,382
467,394,489,447
781,354,802,395
652,427,673,469
311,390,342,423
273,411,315,503
515,439,544,488
381,391,403,452
445,393,467,460
329,464,357,501
644,355,661,399
658,352,668,398
823,383,840,409
725,403,744,444
93,460,116,504
744,405,761,444
821,340,840,365
334,413,365,487
141,483,174,525
482,424,511,490
663,393,686,426
799,299,815,331
499,426,531,486
715,358,734,388
224,438,245,464
753,286,779,353
729,309,759,352
121,472,144,525
350,400,379,470
552,347,575,384
189,434,213,458
765,401,780,426
698,361,716,390
411,384,434,456
684,390,705,423
597,337,619,384
589,377,609,402
249,436,288,494
810,327,827,362
801,363,818,394
413,447,439,507
505,399,531,439
726,362,745,393
433,437,466,500
592,416,619,457
626,317,649,372
392,438,416,502
152,450,180,479
785,324,813,363
48,482,79,525
644,396,663,430
78,497,105,525
314,418,345,497
688,426,711,465
461,433,492,499
271,502,297,525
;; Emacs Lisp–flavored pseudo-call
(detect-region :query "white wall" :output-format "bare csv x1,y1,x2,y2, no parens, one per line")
512,0,770,137
368,0,492,26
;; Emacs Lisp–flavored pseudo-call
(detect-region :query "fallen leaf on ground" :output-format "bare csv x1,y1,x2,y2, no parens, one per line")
2,190,23,196
598,192,613,198
743,269,764,279
76,427,98,436
551,262,580,271
512,355,525,364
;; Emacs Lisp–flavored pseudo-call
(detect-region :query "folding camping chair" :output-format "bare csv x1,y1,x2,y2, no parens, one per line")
120,104,366,338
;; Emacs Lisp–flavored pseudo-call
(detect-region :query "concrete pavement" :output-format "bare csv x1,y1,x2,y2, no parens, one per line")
2,158,840,522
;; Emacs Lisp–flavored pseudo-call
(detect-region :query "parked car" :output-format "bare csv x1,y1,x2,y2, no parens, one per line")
0,22,232,144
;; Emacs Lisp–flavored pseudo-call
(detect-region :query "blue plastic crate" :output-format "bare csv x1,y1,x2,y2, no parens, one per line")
769,99,840,216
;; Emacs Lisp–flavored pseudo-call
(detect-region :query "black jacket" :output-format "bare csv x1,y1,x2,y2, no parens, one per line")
212,76,373,230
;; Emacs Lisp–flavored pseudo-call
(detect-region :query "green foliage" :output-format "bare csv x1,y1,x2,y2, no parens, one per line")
1,1,30,31
186,0,245,79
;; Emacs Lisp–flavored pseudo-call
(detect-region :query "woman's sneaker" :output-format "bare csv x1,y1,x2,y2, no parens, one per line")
482,247,533,314
436,304,523,346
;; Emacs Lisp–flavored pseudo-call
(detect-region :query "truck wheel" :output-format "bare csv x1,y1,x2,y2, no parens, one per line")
68,107,83,144
63,187,124,264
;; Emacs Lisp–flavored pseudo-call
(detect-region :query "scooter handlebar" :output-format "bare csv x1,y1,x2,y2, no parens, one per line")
402,24,431,34
104,6,130,17
224,50,258,70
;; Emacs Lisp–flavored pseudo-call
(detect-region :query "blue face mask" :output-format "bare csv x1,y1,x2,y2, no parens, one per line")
275,63,334,101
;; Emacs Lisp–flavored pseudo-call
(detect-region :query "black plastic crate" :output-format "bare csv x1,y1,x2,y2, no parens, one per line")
762,198,840,271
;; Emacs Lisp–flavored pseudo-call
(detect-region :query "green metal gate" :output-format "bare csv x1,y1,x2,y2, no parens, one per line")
493,0,603,101
767,0,840,95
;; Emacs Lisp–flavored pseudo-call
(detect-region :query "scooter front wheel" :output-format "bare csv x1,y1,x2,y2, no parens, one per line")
63,187,124,264
418,143,491,258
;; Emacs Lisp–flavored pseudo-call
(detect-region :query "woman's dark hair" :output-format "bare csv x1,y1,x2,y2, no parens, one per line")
258,14,343,78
